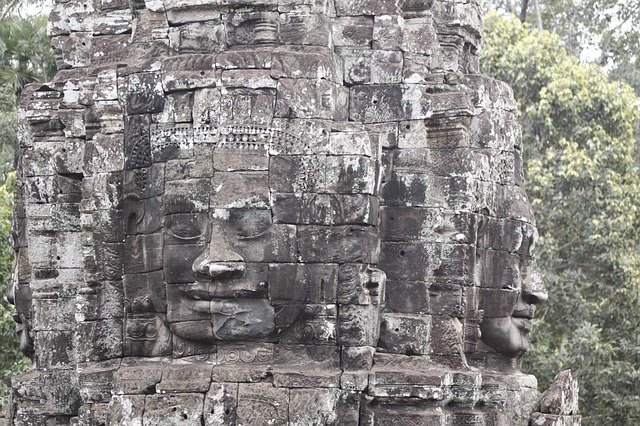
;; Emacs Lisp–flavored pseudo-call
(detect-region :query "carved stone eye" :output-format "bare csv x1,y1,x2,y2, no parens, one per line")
166,213,207,241
231,210,272,240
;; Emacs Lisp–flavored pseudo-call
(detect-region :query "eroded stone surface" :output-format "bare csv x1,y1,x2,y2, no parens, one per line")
4,0,578,424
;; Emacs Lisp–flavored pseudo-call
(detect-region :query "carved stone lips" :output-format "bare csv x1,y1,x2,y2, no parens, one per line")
512,306,536,320
180,282,261,302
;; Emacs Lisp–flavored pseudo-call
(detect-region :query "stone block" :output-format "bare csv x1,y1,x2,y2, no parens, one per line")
204,383,238,426
334,0,400,16
325,155,378,195
210,171,269,209
125,72,165,115
297,225,379,263
279,12,331,46
123,234,164,274
378,313,430,355
428,280,464,316
236,383,289,425
12,371,81,416
144,393,204,425
112,363,164,394
350,85,403,123
402,16,439,55
161,238,203,279
157,363,214,393
340,48,403,85
33,331,74,369
372,15,404,50
269,155,326,193
75,281,124,321
108,394,145,425
168,21,226,54
123,270,165,314
379,241,435,281
385,280,430,314
337,304,381,347
267,263,338,304
213,147,269,171
271,368,341,388
271,49,338,82
333,16,374,47
275,78,341,120
31,297,75,331
75,319,123,362
288,388,345,425
337,263,385,306
430,315,464,357
164,178,211,213
78,361,120,404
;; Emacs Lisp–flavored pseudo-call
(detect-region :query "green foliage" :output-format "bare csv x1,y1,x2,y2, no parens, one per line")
0,84,16,180
0,14,55,94
488,0,640,94
0,174,27,409
482,13,640,425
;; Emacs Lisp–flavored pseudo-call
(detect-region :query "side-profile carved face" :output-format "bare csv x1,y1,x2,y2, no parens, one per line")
476,204,548,358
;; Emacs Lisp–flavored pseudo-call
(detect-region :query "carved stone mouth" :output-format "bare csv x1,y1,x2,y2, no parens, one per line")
512,317,534,333
180,284,264,304
512,307,535,320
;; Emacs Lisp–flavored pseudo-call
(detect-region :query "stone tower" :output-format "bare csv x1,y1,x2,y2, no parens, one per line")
4,0,581,424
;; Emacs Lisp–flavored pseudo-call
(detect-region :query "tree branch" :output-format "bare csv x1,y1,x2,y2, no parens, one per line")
533,0,543,30
519,0,530,22
0,0,21,22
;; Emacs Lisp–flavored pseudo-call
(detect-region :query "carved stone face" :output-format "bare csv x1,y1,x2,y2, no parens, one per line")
476,199,548,358
162,147,283,344
118,110,386,358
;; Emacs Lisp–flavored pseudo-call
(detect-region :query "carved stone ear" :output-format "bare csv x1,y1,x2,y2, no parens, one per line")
123,194,145,235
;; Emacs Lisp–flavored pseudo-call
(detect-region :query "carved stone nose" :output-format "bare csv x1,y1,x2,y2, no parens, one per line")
192,261,245,278
521,259,548,305
192,241,245,278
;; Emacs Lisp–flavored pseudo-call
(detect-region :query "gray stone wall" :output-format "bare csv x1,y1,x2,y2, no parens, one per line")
4,0,580,424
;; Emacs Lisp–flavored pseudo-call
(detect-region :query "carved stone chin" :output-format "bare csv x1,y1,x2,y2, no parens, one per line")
6,0,579,425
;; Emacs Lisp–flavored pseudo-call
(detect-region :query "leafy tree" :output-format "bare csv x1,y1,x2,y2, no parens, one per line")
0,174,27,408
486,0,640,95
482,13,640,425
0,13,55,176
0,14,56,95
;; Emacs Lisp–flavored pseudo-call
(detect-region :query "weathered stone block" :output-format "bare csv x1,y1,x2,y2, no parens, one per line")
268,263,338,304
279,12,331,46
334,0,401,16
157,363,214,393
75,319,123,362
297,225,379,263
333,16,374,47
210,171,269,209
204,382,238,426
236,383,289,425
144,393,204,425
337,304,381,347
108,394,145,425
378,313,430,355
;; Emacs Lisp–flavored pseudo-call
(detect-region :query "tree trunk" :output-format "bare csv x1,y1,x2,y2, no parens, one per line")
519,0,529,22
533,0,543,30
505,0,515,14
